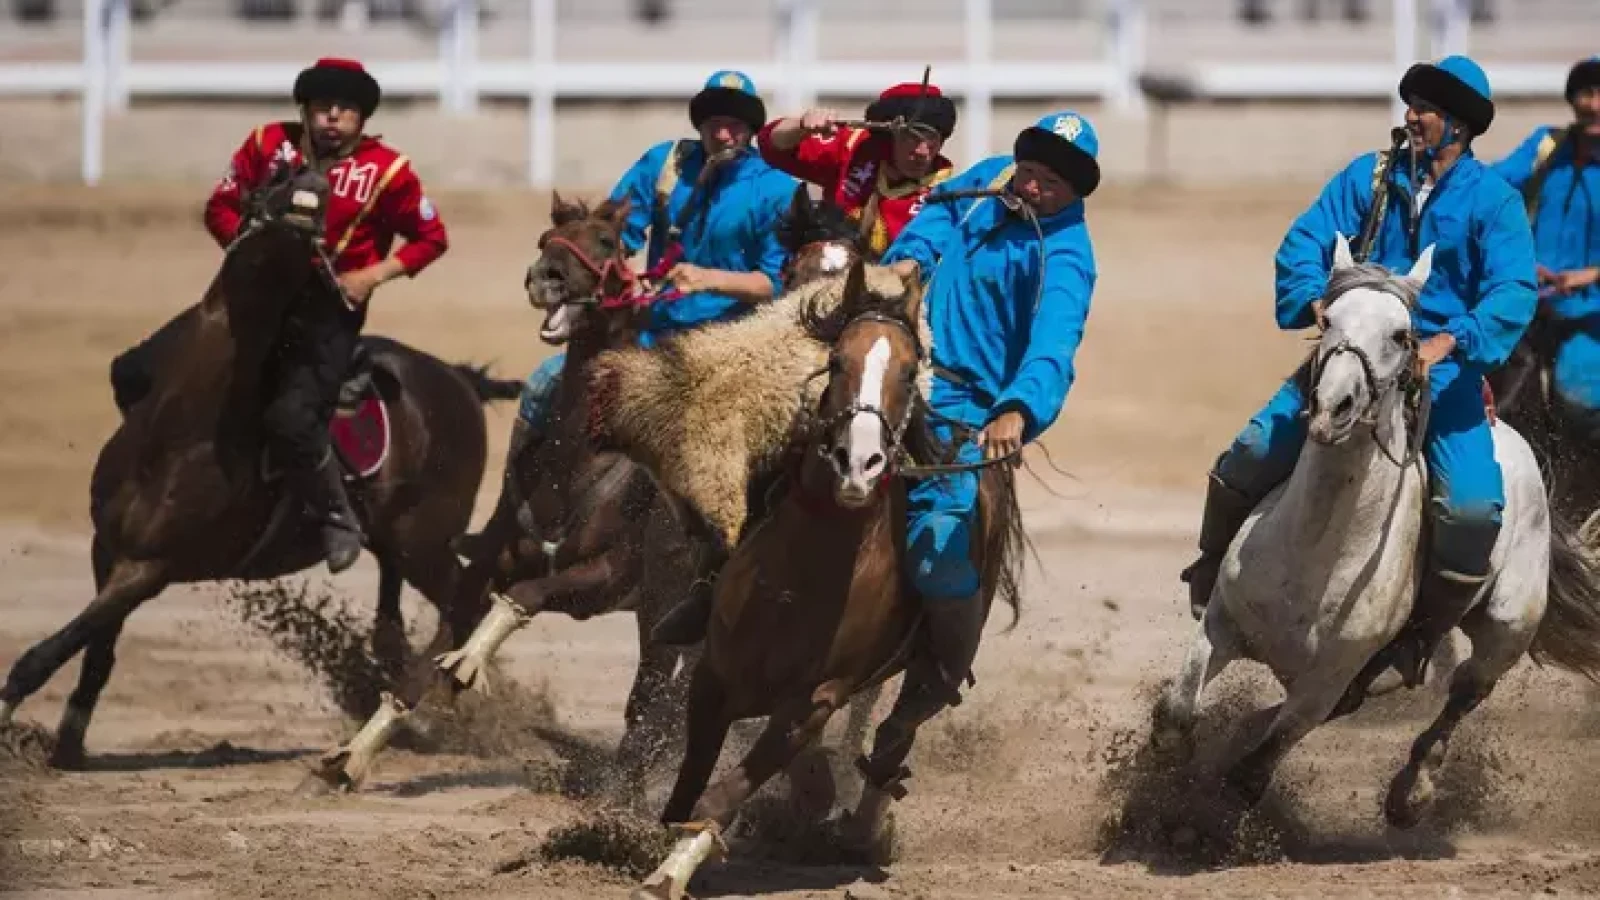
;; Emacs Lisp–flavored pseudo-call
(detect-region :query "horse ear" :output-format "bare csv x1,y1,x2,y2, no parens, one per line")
1331,231,1357,272
597,196,632,229
843,256,867,302
1405,244,1436,287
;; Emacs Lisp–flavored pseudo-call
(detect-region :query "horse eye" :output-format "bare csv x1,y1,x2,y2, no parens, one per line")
1390,329,1410,347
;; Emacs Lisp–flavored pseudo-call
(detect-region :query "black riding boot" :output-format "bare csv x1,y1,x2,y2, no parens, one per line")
1375,567,1488,689
293,450,365,574
922,595,985,707
1179,465,1258,619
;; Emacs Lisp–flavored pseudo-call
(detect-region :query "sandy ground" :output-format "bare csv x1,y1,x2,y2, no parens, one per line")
6,182,1600,898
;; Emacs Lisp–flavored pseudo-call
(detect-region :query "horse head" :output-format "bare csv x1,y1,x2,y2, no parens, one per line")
240,162,331,242
802,258,926,508
1307,232,1433,446
525,192,635,345
209,162,332,335
778,183,864,290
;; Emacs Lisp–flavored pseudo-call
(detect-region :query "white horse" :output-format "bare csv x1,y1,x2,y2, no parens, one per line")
1153,234,1600,831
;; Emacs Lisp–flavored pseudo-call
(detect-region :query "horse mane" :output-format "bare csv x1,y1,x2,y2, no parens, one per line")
776,193,860,256
1324,262,1422,310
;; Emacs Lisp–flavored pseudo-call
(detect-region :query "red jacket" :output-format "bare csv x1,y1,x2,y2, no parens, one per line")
204,121,448,276
757,122,953,258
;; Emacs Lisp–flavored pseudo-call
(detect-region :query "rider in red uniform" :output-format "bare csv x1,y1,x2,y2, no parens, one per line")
113,57,449,573
757,82,957,258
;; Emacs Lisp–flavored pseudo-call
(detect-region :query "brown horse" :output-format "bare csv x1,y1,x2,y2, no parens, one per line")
633,260,1025,900
1488,316,1600,535
309,193,712,795
0,166,516,768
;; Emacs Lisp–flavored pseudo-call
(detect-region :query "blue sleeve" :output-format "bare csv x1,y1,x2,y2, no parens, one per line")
1273,155,1375,330
747,174,793,297
1489,128,1548,191
881,161,994,278
607,142,671,255
1448,192,1537,370
991,240,1097,443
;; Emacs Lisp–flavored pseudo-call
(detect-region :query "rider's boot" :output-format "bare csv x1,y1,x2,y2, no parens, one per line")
1377,566,1488,689
922,595,986,708
292,450,365,574
1179,464,1257,620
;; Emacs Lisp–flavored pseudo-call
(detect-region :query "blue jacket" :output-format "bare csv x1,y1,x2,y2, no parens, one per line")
1492,126,1600,322
1275,150,1537,372
608,140,796,336
882,155,1098,444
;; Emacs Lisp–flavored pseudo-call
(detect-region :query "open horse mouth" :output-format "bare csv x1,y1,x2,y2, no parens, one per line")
539,302,575,344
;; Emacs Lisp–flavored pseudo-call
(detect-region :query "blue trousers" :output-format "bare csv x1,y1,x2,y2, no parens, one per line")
1552,328,1600,442
519,353,565,427
1216,357,1503,578
906,422,984,602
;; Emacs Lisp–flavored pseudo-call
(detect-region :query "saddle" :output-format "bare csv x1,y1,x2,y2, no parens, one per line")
260,339,391,483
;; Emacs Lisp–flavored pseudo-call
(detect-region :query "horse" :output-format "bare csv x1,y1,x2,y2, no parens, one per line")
311,185,878,794
1149,235,1600,839
0,165,520,769
307,193,710,796
631,258,1025,900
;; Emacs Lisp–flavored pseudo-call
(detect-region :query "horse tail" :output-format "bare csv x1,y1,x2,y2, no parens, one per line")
1530,511,1600,683
981,462,1031,632
451,362,524,404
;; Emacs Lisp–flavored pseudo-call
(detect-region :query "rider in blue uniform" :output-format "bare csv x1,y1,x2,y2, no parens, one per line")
1491,56,1600,441
514,70,797,454
1181,56,1538,688
652,113,1101,711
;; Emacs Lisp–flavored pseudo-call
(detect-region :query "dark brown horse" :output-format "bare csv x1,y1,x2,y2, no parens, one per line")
1488,316,1600,534
0,166,517,768
309,194,712,795
632,260,1025,900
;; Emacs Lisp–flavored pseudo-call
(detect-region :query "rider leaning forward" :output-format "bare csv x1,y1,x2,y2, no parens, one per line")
757,81,957,257
1182,55,1539,688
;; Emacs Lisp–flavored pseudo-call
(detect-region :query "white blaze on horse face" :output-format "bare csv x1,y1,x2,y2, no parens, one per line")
836,336,893,504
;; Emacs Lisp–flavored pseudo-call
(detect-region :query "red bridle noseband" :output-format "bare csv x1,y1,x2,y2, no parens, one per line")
538,234,652,310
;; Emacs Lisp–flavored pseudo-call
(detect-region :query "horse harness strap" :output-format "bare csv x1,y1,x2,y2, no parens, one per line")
1308,334,1430,469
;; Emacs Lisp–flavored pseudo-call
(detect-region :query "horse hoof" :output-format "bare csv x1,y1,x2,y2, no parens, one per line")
47,742,87,772
294,771,341,798
1384,766,1431,830
785,747,838,822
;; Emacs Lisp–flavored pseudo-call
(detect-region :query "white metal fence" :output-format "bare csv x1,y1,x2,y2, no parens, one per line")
0,0,1589,185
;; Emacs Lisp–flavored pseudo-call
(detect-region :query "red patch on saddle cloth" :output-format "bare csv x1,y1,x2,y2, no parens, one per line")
1482,377,1498,425
329,392,391,479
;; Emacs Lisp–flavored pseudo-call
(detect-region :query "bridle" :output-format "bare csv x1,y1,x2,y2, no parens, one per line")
805,312,922,473
537,233,651,310
1306,301,1429,468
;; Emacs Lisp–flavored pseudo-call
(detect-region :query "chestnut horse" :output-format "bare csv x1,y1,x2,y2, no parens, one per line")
0,166,517,768
309,194,710,795
633,259,1025,899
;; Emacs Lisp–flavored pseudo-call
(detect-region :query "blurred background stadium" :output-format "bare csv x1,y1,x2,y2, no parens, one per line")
1,0,1594,186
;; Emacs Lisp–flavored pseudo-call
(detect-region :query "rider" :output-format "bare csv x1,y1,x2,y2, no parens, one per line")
113,57,450,574
1491,56,1600,441
1181,55,1538,687
652,112,1101,707
756,81,957,258
514,70,795,454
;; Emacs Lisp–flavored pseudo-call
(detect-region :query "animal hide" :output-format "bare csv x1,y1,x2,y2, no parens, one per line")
587,265,928,548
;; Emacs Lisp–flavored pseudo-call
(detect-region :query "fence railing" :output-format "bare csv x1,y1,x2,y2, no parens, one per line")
0,0,1574,185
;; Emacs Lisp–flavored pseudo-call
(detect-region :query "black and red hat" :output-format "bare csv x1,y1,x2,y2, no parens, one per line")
294,57,381,119
864,82,957,140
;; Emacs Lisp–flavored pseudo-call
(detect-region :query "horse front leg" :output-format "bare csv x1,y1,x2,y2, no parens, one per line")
639,679,849,900
1152,608,1239,766
1224,661,1362,809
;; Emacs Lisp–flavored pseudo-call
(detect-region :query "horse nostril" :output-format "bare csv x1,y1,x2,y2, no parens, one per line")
1334,395,1355,418
832,447,850,474
865,452,885,474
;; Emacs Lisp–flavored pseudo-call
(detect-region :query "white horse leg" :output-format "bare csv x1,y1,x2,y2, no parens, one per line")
1384,602,1534,829
1151,609,1237,765
1225,663,1358,808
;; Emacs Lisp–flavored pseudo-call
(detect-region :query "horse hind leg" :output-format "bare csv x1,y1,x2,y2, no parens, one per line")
1384,601,1533,829
0,553,165,769
371,553,409,679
